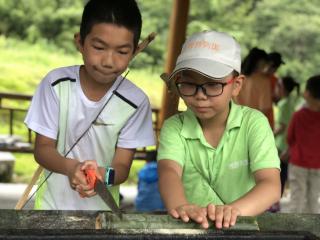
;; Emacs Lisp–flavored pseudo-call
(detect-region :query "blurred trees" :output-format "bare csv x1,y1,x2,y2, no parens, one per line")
0,0,82,52
0,0,319,82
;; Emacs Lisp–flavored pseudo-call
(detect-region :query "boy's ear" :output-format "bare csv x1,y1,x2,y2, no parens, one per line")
303,90,310,99
74,33,83,53
232,74,245,97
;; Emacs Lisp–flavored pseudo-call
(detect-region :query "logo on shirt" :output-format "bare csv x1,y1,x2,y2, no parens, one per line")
93,121,114,126
228,159,249,169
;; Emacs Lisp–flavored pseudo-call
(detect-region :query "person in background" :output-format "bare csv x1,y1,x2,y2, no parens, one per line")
135,150,165,212
268,76,300,213
158,30,281,229
234,47,274,128
287,75,320,214
274,76,300,196
24,0,155,210
266,52,285,129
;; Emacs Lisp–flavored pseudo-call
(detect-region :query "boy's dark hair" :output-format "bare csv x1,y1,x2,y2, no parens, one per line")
241,47,268,75
306,75,320,100
80,0,142,51
268,52,285,69
282,76,300,95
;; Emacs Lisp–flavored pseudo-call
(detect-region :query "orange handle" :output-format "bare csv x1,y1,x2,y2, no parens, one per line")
85,168,97,189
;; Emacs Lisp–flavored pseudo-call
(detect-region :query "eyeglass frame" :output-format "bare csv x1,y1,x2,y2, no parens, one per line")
175,77,235,97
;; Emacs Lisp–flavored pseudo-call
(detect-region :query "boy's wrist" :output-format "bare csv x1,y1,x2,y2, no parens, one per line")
64,158,79,176
105,167,115,186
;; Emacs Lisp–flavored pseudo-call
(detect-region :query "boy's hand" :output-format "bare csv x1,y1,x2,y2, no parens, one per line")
169,204,209,229
207,203,241,229
76,160,104,198
66,160,87,192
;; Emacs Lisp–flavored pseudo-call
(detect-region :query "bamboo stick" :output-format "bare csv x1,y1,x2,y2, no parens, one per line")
15,165,43,210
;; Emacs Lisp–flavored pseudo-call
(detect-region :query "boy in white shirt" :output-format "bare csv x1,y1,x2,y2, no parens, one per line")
25,0,155,210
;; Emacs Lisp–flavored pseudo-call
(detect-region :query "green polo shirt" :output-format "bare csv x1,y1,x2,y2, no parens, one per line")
157,101,280,207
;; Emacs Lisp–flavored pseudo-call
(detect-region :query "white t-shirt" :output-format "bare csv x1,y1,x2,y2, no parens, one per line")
24,65,155,209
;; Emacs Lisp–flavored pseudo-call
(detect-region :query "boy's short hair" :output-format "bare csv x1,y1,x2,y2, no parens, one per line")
306,75,320,99
168,30,241,82
241,47,268,75
80,0,142,50
268,52,285,69
282,76,300,95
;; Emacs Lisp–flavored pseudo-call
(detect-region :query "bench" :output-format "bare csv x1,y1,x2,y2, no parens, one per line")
0,151,15,182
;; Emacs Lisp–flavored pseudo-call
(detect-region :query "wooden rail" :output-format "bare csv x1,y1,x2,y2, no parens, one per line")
0,92,159,159
0,92,33,153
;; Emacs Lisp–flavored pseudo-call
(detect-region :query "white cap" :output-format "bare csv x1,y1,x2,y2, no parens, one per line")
169,30,241,81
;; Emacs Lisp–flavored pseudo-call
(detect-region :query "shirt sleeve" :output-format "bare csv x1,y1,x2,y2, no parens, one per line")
24,73,59,139
157,116,185,167
247,112,280,172
117,97,156,148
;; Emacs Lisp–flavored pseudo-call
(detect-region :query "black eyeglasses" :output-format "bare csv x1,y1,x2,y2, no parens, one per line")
175,78,234,97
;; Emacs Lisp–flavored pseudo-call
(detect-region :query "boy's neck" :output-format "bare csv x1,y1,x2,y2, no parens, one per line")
306,102,320,112
79,66,115,102
199,112,228,129
199,103,230,128
199,105,230,148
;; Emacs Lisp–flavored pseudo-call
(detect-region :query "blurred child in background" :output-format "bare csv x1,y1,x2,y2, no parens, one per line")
274,76,300,196
287,74,320,213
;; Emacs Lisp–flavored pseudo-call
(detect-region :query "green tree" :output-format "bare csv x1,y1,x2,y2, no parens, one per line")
1,0,320,81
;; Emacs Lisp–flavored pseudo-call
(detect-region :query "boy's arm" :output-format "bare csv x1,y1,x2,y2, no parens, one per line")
35,134,104,197
77,147,135,197
158,159,188,209
158,159,209,228
229,168,281,215
109,147,135,185
34,133,87,188
34,134,95,196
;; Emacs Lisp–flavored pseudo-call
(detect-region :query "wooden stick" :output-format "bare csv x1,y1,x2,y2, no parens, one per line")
15,165,43,210
14,32,157,210
134,32,157,57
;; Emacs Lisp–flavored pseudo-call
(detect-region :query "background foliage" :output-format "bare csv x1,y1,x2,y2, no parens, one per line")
0,0,320,82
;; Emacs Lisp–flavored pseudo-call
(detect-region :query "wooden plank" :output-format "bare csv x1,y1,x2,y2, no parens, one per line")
0,92,32,101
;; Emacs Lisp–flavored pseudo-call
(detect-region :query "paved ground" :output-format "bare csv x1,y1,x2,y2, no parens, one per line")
0,183,319,213
0,183,137,210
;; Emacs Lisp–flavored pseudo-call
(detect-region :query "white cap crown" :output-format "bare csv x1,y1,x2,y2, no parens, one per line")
169,30,241,81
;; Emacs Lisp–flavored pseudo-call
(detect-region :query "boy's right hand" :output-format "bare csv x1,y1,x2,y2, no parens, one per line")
79,160,104,197
169,203,209,229
65,160,88,193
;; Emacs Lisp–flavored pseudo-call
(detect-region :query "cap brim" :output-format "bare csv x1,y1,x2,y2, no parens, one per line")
168,58,234,82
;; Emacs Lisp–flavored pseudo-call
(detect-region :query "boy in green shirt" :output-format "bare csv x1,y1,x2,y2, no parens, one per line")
157,30,281,229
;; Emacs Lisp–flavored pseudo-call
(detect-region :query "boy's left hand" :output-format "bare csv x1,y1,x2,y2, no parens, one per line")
207,203,241,229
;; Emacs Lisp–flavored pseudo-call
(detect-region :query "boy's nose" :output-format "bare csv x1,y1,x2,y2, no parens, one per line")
195,86,208,99
101,51,114,68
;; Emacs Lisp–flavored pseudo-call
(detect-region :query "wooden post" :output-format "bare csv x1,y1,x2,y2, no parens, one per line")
158,0,190,129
